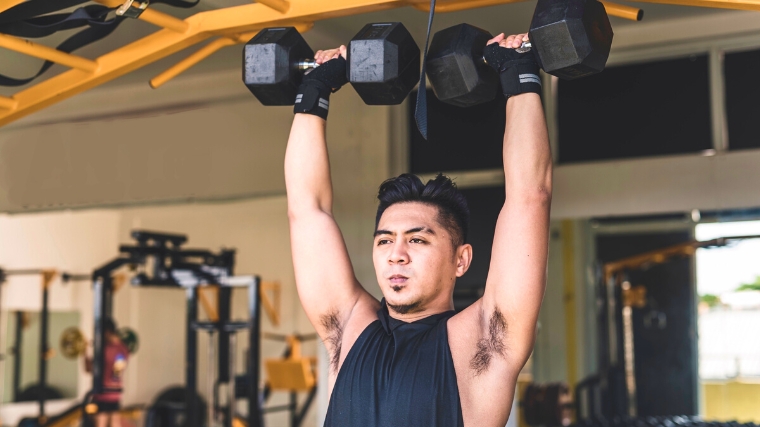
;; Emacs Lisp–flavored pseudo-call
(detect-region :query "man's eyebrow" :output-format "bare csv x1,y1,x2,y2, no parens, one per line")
374,229,393,237
405,227,435,235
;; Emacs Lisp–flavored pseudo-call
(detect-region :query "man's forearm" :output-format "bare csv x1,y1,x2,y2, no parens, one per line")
503,93,552,199
285,114,334,215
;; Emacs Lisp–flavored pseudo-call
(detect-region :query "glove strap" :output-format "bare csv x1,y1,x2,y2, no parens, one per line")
293,80,331,120
499,61,542,99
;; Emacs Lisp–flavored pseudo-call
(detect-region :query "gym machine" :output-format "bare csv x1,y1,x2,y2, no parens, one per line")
575,234,760,422
89,230,263,427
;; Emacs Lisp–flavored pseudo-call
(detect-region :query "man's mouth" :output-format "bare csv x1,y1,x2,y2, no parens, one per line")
388,274,408,285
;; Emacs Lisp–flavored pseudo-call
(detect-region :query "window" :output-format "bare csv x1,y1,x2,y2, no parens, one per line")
725,48,760,150
408,89,505,174
558,55,712,163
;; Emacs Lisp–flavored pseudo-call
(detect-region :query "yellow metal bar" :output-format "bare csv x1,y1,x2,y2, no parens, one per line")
199,286,220,322
600,1,643,21
410,0,526,12
561,221,578,399
0,95,17,110
630,0,760,10
150,38,235,88
0,34,98,73
139,8,190,32
0,0,405,127
256,0,290,13
0,0,25,14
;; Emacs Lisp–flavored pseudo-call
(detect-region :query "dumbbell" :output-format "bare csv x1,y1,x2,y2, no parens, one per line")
426,0,613,108
243,22,420,106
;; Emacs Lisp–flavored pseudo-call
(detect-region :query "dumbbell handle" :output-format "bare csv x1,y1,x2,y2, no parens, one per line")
296,60,319,71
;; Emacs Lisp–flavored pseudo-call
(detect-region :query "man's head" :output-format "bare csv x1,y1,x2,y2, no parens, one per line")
373,174,472,316
103,317,117,337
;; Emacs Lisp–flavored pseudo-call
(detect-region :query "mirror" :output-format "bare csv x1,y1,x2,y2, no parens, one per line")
2,310,81,403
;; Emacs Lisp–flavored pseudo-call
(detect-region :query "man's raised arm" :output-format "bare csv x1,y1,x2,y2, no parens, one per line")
284,47,373,348
481,32,553,368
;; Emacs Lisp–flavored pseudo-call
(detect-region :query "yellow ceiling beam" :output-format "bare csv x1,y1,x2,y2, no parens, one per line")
150,37,236,88
0,0,404,127
256,0,291,14
0,0,25,14
0,96,18,110
410,0,526,13
600,1,643,20
0,33,99,72
631,0,760,11
138,8,191,32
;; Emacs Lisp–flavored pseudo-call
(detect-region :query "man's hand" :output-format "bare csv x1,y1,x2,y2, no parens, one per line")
482,32,542,98
313,45,347,65
487,32,529,49
294,45,348,119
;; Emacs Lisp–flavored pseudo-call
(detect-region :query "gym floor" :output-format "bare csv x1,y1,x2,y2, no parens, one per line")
1,1,760,427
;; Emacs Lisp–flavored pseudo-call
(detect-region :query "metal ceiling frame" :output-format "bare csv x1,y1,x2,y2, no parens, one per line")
0,0,756,128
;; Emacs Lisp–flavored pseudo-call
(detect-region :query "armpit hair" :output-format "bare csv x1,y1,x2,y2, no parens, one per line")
469,308,507,376
320,311,344,373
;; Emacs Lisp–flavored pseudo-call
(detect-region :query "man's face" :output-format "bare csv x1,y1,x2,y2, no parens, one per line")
373,202,471,315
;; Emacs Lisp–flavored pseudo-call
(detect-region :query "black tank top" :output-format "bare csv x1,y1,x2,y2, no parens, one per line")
324,300,464,427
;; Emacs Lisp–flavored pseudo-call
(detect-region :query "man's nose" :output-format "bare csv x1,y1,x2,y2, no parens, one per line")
388,241,409,264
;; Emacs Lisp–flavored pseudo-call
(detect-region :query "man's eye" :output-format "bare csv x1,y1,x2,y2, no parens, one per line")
377,239,391,245
410,238,425,244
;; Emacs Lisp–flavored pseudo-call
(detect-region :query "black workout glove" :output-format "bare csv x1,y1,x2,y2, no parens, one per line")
482,43,542,99
293,56,349,120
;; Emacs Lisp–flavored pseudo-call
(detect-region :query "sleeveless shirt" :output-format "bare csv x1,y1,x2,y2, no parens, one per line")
324,300,465,427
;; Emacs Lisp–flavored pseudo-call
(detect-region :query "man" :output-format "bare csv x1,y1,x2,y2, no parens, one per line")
285,31,551,426
85,318,129,427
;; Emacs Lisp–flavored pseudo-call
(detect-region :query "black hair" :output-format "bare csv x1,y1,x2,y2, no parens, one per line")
103,317,117,335
375,173,470,247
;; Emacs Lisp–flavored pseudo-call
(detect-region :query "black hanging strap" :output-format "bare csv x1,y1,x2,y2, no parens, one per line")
0,0,201,87
413,0,436,141
0,14,126,86
0,5,113,38
0,0,89,25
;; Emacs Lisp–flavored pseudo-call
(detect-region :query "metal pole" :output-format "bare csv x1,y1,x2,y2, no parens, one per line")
186,286,199,427
290,392,297,427
208,331,216,427
228,333,237,427
39,282,50,417
92,277,105,395
248,276,262,427
12,311,23,402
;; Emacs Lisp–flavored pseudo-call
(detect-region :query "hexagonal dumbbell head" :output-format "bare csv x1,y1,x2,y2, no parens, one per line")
529,0,613,80
347,22,420,105
425,23,499,108
243,27,314,105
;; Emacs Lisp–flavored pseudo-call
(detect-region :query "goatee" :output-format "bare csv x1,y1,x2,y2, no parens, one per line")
386,300,422,315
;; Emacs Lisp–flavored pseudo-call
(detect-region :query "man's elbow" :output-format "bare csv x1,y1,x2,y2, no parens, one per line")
287,201,332,222
508,185,552,208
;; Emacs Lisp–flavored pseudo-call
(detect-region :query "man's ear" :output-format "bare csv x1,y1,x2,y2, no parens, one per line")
455,244,473,277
